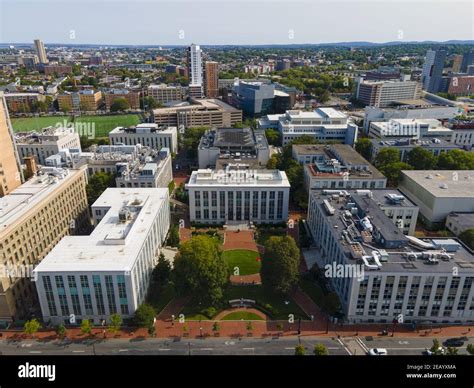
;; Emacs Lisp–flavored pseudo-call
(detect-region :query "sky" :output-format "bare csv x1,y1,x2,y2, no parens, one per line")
0,0,473,46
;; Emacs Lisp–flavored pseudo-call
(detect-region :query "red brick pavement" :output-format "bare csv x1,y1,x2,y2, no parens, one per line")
223,230,258,251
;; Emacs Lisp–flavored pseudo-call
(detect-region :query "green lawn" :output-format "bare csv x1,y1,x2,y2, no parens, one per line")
11,114,141,137
74,114,140,137
224,286,308,320
11,116,72,132
146,283,175,315
221,311,264,321
223,249,261,275
180,285,309,321
299,278,325,308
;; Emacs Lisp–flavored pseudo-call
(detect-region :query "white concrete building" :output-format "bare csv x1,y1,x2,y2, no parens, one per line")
306,190,474,324
16,126,81,165
109,123,178,154
186,168,290,224
399,170,474,229
368,119,454,141
33,188,171,325
259,108,358,146
363,101,459,133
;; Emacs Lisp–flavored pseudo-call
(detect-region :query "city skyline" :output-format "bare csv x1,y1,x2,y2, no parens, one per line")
0,0,473,45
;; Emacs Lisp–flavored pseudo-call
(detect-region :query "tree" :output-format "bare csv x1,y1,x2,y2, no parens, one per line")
151,253,172,288
80,319,92,335
140,96,159,110
56,323,67,338
166,225,180,247
459,229,474,250
374,148,400,168
212,322,220,333
378,161,413,187
406,147,437,170
437,149,474,170
246,321,253,332
23,319,41,336
467,343,474,355
110,97,130,112
182,126,208,158
134,303,156,328
295,344,306,355
355,138,372,161
172,235,229,306
313,343,329,355
261,236,300,295
108,313,122,334
446,347,458,355
265,129,281,146
430,338,442,354
86,172,116,205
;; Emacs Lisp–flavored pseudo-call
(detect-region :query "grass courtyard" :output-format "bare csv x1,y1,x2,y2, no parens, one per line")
222,249,261,276
180,285,309,321
221,311,264,321
11,114,141,137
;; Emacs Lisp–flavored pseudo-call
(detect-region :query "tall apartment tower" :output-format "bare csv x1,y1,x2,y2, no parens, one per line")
421,49,446,93
33,39,48,64
0,93,22,196
204,61,219,98
186,44,203,98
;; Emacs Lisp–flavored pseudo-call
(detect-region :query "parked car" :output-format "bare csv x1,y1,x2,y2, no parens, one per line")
443,338,465,347
368,348,388,356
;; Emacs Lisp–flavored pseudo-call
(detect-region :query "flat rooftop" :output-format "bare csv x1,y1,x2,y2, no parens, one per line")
186,169,290,187
33,188,169,272
0,168,82,233
401,170,474,198
311,190,474,273
297,144,385,180
447,213,474,228
371,137,461,149
153,98,239,114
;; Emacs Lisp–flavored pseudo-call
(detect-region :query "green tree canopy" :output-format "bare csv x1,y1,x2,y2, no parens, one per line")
172,235,229,306
261,235,300,295
86,172,116,205
437,149,474,170
374,147,400,168
355,138,372,161
295,344,306,355
313,343,329,355
24,319,41,335
152,253,172,287
265,129,281,146
110,97,131,112
134,303,156,328
406,147,437,170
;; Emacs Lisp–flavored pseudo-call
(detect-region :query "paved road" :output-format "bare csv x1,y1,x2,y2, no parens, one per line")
356,336,474,355
0,337,348,356
1,336,472,355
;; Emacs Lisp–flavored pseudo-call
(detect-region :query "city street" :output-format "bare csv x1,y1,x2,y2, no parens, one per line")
1,335,472,356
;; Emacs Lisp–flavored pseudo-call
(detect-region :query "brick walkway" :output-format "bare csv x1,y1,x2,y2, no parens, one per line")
230,274,261,285
223,230,258,251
